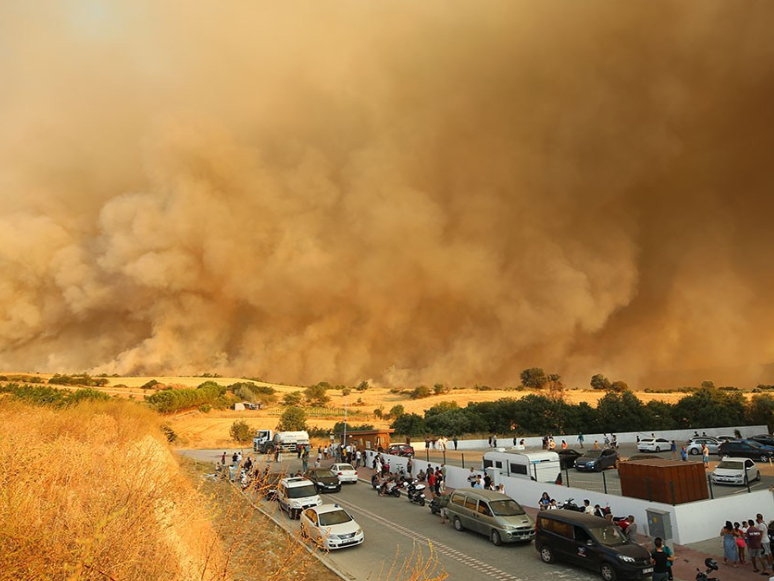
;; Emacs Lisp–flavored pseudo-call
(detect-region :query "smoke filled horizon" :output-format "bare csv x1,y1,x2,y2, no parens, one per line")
1,2,773,389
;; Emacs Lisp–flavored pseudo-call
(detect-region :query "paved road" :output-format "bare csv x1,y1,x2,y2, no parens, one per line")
179,449,601,581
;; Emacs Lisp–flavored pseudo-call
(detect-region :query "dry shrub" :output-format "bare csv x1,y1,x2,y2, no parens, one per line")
0,400,225,581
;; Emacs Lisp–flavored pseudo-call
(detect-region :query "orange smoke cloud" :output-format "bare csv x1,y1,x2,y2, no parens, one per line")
1,1,773,387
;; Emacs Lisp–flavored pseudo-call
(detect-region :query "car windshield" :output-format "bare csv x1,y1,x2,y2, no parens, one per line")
489,499,526,516
319,509,353,526
583,451,602,458
287,484,317,498
312,470,336,478
336,464,354,471
717,461,744,470
590,525,627,547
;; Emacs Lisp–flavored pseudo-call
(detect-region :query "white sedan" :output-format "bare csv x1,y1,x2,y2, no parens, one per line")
330,463,358,483
300,504,364,550
637,438,671,452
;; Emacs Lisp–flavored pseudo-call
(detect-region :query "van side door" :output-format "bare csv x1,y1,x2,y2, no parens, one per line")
476,500,497,537
462,496,482,533
570,525,601,571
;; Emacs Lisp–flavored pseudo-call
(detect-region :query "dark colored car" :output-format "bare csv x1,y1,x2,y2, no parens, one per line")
536,509,652,581
557,449,582,469
387,444,415,457
304,468,342,493
718,440,774,461
750,434,774,448
574,449,618,472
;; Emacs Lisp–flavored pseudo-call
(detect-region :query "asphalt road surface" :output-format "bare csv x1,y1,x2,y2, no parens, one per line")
179,449,600,581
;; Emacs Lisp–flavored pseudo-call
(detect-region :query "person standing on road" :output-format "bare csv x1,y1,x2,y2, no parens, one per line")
406,457,413,476
757,513,773,571
746,518,768,574
680,446,688,461
578,432,584,448
626,516,638,544
670,440,677,459
453,436,458,450
467,467,477,487
650,537,674,581
702,444,710,468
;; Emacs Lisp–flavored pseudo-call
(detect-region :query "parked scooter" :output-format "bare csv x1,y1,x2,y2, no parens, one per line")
559,498,585,512
695,557,720,581
404,480,426,506
375,479,401,497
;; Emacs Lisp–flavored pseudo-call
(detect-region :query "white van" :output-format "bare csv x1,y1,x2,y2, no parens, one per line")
483,450,561,483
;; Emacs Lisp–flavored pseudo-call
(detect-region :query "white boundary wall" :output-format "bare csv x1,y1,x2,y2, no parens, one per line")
413,425,768,451
364,429,774,545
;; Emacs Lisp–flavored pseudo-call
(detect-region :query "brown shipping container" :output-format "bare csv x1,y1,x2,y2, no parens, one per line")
618,459,708,504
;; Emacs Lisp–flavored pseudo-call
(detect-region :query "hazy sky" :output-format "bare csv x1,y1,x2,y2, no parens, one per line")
1,1,773,388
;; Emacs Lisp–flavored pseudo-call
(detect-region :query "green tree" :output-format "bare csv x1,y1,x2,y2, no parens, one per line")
425,401,459,418
747,394,774,432
596,390,646,432
425,408,488,436
410,385,432,399
389,404,405,418
672,387,746,428
546,373,565,401
373,407,384,419
356,380,370,391
643,400,675,431
229,420,253,443
590,374,611,391
304,384,330,406
520,368,548,390
390,413,427,436
282,391,303,406
277,407,308,431
610,381,629,393
433,383,450,395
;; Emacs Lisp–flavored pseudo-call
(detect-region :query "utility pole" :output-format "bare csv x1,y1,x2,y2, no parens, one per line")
343,398,348,447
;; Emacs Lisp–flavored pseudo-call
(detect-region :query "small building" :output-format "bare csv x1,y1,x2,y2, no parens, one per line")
232,402,245,411
338,428,394,451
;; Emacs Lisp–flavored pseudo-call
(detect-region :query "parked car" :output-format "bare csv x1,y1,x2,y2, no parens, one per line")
574,449,618,472
718,440,774,462
716,435,737,443
685,437,722,455
636,438,671,453
277,477,322,519
447,489,535,545
387,444,415,457
330,463,359,484
300,504,364,550
710,457,761,486
750,434,774,448
536,509,653,581
557,449,582,469
304,468,342,493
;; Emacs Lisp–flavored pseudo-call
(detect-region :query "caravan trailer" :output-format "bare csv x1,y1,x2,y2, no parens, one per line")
483,449,561,483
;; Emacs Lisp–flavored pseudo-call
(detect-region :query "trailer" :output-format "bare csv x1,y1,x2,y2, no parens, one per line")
253,429,310,453
482,449,561,483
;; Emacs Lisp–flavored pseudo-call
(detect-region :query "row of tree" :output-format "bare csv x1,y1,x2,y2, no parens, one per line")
389,387,774,437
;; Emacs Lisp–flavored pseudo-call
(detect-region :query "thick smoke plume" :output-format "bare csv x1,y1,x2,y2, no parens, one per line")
1,2,773,387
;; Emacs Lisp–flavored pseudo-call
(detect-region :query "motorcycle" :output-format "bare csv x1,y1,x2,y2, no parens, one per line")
695,557,720,581
429,493,450,515
559,498,585,512
404,481,426,506
375,479,401,497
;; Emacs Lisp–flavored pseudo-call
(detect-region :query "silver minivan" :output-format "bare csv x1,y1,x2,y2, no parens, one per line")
447,489,535,545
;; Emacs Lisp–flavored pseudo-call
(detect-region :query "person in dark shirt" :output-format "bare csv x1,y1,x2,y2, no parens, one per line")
651,537,674,581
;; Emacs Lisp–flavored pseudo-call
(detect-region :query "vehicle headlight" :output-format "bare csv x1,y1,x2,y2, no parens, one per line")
618,555,635,563
355,528,363,535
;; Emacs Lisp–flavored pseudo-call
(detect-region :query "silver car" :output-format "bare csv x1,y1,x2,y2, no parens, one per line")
686,437,721,456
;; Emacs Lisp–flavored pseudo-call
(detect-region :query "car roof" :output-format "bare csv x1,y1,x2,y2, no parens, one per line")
310,504,350,515
717,457,751,463
332,463,354,468
537,508,611,525
452,489,514,501
282,477,314,487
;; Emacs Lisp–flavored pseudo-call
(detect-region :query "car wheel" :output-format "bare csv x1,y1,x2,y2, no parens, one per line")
601,562,617,581
453,516,464,531
655,446,661,452
491,530,502,546
540,545,555,564
690,448,699,455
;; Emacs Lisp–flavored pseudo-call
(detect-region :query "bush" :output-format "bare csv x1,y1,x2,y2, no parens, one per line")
282,391,303,406
161,424,178,443
199,404,212,413
142,379,160,389
356,381,369,391
145,382,227,414
342,387,352,396
410,385,432,399
229,420,253,443
389,404,405,418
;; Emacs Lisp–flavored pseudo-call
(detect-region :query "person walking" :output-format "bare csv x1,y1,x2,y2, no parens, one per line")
578,432,585,448
651,537,675,581
721,521,739,567
746,518,768,574
670,440,677,459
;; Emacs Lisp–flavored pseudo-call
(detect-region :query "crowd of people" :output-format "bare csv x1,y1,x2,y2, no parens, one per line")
721,515,773,575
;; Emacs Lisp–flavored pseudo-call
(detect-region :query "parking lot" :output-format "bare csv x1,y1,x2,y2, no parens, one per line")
418,442,774,500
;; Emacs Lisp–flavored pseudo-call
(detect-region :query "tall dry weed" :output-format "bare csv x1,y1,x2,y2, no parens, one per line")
0,400,225,581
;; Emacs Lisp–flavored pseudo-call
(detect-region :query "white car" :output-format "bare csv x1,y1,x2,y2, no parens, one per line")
276,477,322,519
711,457,760,486
686,437,721,456
330,463,358,484
637,438,671,453
300,504,364,550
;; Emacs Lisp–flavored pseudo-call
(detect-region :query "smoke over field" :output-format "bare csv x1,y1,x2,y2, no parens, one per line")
1,2,773,386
